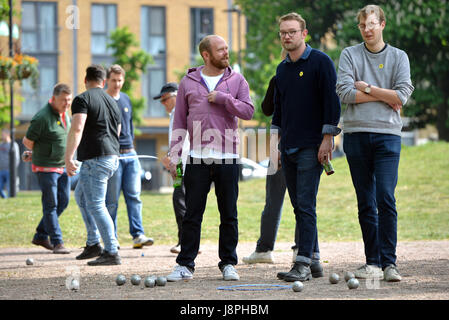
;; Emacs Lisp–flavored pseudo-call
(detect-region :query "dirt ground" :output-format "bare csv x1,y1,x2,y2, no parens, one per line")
0,241,448,301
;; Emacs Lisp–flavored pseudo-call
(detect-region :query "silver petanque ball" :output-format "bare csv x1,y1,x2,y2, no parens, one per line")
292,281,304,292
156,276,167,286
347,278,359,289
344,271,355,282
116,274,126,286
144,277,156,288
131,274,141,285
70,279,80,291
26,258,34,265
329,273,340,284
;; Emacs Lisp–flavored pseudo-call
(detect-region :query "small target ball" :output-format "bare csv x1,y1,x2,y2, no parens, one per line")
131,275,141,285
344,271,355,282
292,281,304,292
144,277,156,288
116,274,126,286
70,279,80,291
329,273,340,284
26,258,34,265
156,276,167,286
347,278,359,289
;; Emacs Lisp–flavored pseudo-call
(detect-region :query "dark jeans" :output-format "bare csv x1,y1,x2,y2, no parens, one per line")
176,157,240,271
343,132,401,268
173,176,186,245
282,148,322,265
34,171,70,245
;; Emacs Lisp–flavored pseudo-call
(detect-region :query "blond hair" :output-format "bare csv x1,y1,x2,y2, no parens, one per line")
278,12,306,30
357,4,386,23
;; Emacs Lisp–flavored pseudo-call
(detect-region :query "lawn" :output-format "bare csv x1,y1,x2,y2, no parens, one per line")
0,142,448,248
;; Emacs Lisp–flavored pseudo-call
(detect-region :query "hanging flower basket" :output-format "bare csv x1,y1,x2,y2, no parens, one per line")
13,54,39,87
0,55,14,80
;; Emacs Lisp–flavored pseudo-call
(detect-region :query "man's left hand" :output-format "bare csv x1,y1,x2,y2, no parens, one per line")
318,135,333,164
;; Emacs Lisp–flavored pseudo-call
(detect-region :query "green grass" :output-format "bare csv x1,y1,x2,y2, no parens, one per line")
0,142,448,248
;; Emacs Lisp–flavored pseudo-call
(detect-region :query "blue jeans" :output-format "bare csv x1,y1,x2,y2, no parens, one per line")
33,171,70,245
282,148,322,265
343,133,401,268
105,150,145,239
0,169,9,198
177,158,240,271
75,156,119,253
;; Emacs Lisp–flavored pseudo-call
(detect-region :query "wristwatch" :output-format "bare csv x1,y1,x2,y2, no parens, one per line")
364,84,372,94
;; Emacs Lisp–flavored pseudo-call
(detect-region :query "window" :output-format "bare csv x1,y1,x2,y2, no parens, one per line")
141,6,166,118
190,8,214,64
91,4,117,67
20,2,58,117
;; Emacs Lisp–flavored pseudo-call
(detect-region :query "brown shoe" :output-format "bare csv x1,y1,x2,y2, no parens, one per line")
32,239,54,251
53,243,71,254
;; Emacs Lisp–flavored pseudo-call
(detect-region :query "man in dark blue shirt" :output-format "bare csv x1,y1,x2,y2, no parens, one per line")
272,12,341,282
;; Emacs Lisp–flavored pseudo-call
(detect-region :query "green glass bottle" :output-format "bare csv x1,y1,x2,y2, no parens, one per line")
323,160,334,176
173,160,183,187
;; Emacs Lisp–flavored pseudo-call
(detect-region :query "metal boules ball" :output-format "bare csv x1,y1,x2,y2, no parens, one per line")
292,281,304,292
70,279,80,291
347,278,360,289
329,273,340,284
26,258,34,265
144,276,156,288
131,274,141,285
156,276,167,286
116,274,126,286
344,271,355,282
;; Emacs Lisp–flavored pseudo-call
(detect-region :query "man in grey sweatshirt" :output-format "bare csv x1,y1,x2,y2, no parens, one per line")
336,4,414,282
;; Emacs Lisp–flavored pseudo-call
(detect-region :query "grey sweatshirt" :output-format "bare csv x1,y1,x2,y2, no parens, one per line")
336,43,414,136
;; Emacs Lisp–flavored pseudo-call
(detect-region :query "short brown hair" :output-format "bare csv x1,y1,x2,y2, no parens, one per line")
107,64,126,79
279,12,306,30
53,83,71,97
357,5,386,23
198,35,214,57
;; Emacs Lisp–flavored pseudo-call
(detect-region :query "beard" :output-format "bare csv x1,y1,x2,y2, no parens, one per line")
282,41,301,52
210,54,230,69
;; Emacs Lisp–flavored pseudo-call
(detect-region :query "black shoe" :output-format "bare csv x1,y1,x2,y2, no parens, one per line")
87,251,121,266
277,261,323,280
282,262,311,282
76,243,103,260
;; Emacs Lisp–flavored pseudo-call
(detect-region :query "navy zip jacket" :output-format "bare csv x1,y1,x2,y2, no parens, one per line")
272,44,341,152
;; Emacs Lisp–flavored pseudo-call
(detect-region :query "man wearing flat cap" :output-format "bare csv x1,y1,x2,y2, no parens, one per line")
154,83,190,254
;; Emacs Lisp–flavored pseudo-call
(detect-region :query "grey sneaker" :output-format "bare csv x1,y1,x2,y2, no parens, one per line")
242,250,274,264
167,264,193,281
354,264,384,280
384,265,402,282
222,264,240,281
133,234,154,249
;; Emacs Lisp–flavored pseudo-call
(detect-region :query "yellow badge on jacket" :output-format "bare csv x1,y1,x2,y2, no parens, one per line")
379,64,384,69
299,71,304,77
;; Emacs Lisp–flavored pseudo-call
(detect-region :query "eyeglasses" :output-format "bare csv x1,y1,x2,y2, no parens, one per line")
357,21,380,31
279,29,301,38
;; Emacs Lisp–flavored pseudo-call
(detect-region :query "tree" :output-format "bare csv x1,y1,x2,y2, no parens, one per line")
107,26,153,130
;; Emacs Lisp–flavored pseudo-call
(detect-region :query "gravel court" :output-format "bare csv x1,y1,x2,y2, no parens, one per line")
0,241,448,300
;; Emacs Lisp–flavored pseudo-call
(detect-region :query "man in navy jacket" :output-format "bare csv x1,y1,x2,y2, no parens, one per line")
272,12,341,282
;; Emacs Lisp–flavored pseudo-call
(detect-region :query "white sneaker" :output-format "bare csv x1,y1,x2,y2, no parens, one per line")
170,244,181,254
384,265,402,282
354,264,384,279
133,234,154,248
242,251,274,264
292,248,298,263
167,264,193,282
222,264,240,281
